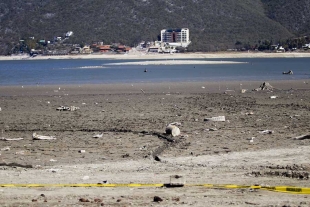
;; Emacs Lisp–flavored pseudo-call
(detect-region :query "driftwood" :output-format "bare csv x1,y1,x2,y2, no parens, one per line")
32,133,56,140
0,137,24,141
293,134,310,140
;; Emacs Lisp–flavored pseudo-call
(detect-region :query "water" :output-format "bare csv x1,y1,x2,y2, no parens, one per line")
0,58,309,86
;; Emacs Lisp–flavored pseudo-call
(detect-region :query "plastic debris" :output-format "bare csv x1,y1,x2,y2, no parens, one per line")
241,89,247,93
56,106,80,111
166,124,180,137
259,130,274,134
33,133,56,140
204,116,226,122
93,133,103,138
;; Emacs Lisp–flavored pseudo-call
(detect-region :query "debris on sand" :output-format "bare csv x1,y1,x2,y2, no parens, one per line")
0,137,24,141
166,124,181,137
206,128,218,131
32,133,56,140
168,175,186,187
293,134,310,140
93,133,103,138
270,96,278,99
241,89,247,93
56,106,80,111
253,82,274,91
259,130,274,134
1,146,10,151
204,116,225,122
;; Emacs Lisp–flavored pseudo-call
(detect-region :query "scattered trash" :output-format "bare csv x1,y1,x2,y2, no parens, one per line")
0,137,24,141
253,82,274,91
270,96,278,99
49,159,57,162
0,107,1,111
168,122,182,126
241,89,247,93
79,150,86,153
201,86,205,89
167,175,186,187
247,137,255,143
141,89,145,93
259,130,274,134
293,134,310,140
93,133,103,138
204,116,225,122
206,128,218,131
283,70,293,75
1,146,10,151
166,124,181,137
56,106,80,111
32,133,56,140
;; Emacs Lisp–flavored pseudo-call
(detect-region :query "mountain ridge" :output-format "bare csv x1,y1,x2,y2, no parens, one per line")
0,0,309,55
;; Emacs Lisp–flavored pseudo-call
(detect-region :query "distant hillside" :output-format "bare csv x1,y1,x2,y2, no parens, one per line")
0,0,309,55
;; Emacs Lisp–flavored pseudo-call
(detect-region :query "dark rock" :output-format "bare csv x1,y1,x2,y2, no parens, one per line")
79,198,90,202
154,156,161,162
154,196,163,202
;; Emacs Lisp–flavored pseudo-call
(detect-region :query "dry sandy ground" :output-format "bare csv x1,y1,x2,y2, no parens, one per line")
2,51,310,61
0,80,310,206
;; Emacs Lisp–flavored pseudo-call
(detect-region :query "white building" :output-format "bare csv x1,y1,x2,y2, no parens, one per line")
160,28,191,47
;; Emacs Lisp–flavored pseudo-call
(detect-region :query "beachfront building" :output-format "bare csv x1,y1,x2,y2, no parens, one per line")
160,28,191,48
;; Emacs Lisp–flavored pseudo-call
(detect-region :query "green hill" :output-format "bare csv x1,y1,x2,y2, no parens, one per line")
0,0,308,55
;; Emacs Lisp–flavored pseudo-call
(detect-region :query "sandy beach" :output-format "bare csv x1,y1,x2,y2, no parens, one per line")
0,79,310,206
2,51,310,61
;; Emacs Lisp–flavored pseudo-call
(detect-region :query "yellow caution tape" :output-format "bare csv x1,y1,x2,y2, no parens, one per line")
1,183,310,194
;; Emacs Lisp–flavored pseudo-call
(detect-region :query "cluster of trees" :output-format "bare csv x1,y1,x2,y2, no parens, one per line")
234,36,310,51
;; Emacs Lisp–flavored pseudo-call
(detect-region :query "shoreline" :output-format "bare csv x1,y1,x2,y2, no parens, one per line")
1,51,310,61
1,79,309,96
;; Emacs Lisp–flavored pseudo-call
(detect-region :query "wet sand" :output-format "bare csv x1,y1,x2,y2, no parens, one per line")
0,79,310,206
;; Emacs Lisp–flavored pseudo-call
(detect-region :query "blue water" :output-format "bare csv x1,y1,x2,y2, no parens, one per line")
0,58,309,86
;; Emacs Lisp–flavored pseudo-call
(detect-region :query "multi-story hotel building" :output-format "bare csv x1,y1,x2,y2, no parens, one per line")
160,28,191,47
